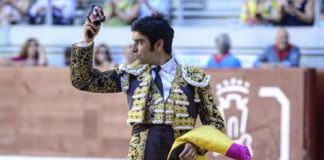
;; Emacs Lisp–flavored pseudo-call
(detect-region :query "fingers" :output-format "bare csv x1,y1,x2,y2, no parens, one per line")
88,20,101,30
179,144,190,158
83,19,101,42
84,19,101,31
85,26,95,34
179,143,197,160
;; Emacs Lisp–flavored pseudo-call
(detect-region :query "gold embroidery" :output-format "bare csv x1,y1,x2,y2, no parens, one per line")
172,117,195,130
127,129,149,160
127,69,152,125
181,65,210,87
70,43,121,93
197,84,225,133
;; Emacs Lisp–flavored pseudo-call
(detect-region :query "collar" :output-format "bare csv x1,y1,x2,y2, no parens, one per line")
214,52,230,63
152,57,177,73
274,44,292,61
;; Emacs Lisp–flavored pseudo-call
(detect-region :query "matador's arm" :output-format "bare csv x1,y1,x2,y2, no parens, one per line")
70,42,122,93
197,83,225,133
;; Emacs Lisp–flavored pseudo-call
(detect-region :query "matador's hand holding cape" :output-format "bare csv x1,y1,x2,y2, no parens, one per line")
168,126,252,160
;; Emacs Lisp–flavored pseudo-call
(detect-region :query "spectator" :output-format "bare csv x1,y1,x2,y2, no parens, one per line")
73,0,87,25
0,0,31,26
138,0,171,20
265,0,314,26
64,47,71,66
241,0,278,25
123,44,135,64
0,38,47,67
28,0,76,25
104,0,143,26
94,44,114,69
206,33,241,68
254,27,300,68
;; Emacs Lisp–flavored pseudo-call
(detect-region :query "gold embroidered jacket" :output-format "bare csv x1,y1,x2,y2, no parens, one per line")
70,43,225,159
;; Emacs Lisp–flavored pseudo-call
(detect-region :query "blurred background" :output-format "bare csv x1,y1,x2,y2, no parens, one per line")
0,0,323,160
0,0,323,68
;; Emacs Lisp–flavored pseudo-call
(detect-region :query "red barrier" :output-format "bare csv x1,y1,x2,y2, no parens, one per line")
0,68,321,160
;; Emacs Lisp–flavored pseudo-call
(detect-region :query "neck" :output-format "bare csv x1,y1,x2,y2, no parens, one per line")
153,53,172,66
277,44,288,51
215,52,228,56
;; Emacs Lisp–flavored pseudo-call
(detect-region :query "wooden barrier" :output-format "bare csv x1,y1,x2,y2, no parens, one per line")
0,68,321,160
204,68,316,160
0,68,130,158
316,70,324,159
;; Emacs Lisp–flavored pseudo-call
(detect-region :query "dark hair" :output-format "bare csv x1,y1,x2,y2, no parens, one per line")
19,38,39,60
64,47,72,66
131,14,174,55
94,44,112,65
215,33,231,53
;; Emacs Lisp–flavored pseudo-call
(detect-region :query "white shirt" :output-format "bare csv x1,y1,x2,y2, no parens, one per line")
139,0,171,19
151,57,177,100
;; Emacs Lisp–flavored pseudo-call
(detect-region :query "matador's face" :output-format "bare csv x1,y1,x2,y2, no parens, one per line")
132,31,155,65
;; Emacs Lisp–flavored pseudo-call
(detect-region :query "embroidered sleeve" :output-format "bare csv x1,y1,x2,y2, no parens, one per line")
197,83,225,131
196,83,226,155
181,65,210,87
70,43,122,93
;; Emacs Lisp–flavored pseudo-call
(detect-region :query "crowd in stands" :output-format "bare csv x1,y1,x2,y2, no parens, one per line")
0,0,321,27
206,28,300,68
241,0,315,26
0,27,301,69
0,0,171,26
0,0,320,69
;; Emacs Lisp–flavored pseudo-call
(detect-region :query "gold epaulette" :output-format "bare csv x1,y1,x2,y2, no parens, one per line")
119,61,148,76
181,65,210,88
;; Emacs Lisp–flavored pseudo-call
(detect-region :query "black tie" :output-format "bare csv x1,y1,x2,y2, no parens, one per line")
152,66,163,96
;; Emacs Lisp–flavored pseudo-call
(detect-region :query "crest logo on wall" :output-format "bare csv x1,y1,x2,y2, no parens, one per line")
213,77,291,160
214,78,253,156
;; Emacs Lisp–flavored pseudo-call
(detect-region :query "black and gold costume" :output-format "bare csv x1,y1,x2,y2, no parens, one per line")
70,43,225,160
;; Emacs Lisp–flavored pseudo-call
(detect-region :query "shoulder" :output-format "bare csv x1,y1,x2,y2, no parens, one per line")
291,45,300,51
206,56,215,65
181,65,210,87
265,45,275,51
229,54,242,66
227,54,239,60
262,45,275,55
119,61,149,76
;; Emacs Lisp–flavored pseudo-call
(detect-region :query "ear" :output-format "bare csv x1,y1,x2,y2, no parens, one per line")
154,39,164,52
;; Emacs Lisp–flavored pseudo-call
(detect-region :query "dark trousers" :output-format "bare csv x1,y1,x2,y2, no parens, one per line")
144,125,174,160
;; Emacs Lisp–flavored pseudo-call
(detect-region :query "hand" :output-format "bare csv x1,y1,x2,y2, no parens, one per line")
284,5,298,16
37,5,48,14
259,62,273,68
37,47,47,66
179,143,197,160
83,19,101,43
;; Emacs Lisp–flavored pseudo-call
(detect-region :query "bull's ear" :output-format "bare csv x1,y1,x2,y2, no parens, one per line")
168,144,185,160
